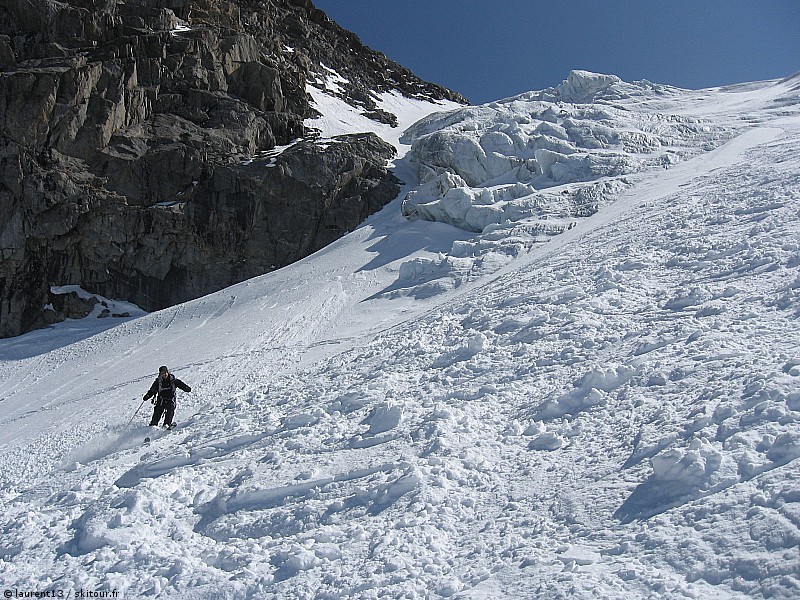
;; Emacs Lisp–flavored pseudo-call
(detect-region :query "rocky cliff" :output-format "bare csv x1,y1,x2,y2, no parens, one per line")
0,0,467,337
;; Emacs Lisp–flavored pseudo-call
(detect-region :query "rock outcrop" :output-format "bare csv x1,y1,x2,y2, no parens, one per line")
0,0,466,337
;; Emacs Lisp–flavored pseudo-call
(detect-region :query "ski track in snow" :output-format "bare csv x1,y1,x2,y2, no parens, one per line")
1,72,799,598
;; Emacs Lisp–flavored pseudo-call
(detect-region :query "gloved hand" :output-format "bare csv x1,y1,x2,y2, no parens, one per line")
142,395,148,402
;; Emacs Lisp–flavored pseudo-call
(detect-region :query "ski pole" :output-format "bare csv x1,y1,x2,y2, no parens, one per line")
126,397,147,427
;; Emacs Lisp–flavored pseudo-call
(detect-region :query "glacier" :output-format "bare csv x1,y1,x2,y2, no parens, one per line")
0,69,799,598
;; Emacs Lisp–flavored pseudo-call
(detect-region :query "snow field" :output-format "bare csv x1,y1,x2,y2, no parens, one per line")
0,72,799,598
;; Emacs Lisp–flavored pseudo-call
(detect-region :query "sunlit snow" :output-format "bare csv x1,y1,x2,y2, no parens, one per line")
1,70,799,599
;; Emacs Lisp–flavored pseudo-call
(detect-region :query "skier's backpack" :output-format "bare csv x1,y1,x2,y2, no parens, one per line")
158,373,177,400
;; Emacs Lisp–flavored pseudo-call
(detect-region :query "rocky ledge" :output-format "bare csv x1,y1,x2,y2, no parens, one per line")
0,0,465,337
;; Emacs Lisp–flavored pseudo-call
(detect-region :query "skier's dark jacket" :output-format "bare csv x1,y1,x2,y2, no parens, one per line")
144,374,191,405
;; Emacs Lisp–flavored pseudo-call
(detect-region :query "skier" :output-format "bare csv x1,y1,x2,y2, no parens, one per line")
143,365,191,429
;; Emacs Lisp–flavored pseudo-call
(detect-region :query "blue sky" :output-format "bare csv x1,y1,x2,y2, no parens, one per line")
312,0,800,104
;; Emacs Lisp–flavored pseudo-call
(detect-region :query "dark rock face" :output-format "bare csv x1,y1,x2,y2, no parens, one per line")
0,0,466,337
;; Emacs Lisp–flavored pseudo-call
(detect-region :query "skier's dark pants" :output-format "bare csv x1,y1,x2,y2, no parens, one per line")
150,399,175,426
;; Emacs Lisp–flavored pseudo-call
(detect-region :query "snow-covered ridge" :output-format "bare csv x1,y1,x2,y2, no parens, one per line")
538,69,684,104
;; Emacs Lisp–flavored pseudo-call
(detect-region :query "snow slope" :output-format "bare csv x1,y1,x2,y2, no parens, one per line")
1,72,799,599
